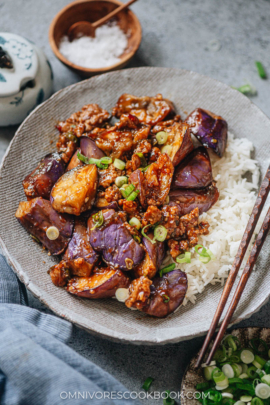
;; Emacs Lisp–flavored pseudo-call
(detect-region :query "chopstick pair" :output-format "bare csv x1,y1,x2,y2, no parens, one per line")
195,164,270,368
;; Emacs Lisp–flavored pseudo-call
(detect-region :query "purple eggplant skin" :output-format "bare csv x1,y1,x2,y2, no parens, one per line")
63,219,99,271
23,153,65,200
172,147,213,189
88,209,145,271
169,183,219,216
185,108,228,157
80,137,105,159
143,235,165,270
142,269,188,318
15,197,74,255
133,234,165,279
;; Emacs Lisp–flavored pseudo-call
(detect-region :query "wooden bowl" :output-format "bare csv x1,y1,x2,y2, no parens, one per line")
49,0,142,77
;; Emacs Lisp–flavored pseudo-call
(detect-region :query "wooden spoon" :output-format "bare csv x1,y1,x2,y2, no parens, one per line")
68,0,138,41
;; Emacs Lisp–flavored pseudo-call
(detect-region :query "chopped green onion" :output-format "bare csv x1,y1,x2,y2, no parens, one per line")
142,377,154,391
196,382,210,390
214,346,227,363
256,369,266,379
240,395,252,403
153,225,167,242
120,183,135,198
255,383,270,399
176,251,191,264
199,255,211,264
221,398,235,405
30,234,40,244
247,366,257,379
136,152,147,167
253,355,267,369
91,211,104,230
232,84,257,96
159,263,176,277
77,152,108,169
133,234,141,244
163,390,175,405
129,217,141,230
113,158,126,170
194,244,208,257
115,176,128,188
161,145,172,155
162,294,170,303
100,156,112,165
222,393,234,399
205,389,222,402
140,164,150,172
204,366,218,381
222,364,235,379
141,224,156,244
234,402,246,405
156,131,168,145
126,190,140,201
264,360,270,374
261,374,270,386
212,369,228,386
241,350,255,364
251,398,264,405
239,373,249,379
231,363,242,378
66,132,77,142
241,364,248,374
223,335,239,351
255,61,267,79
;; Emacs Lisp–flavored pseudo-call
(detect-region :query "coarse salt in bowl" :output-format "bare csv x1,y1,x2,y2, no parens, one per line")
49,0,142,77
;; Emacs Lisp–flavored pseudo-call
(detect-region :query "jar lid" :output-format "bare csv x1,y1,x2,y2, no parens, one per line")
0,32,38,97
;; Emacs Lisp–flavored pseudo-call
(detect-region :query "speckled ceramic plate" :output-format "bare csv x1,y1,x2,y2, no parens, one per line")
0,68,270,345
181,327,270,405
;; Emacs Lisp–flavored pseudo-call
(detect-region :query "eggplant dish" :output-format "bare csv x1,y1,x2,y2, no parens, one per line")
16,94,227,318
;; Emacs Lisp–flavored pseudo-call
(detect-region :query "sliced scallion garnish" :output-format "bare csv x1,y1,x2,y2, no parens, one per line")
153,225,167,242
232,84,257,96
77,151,108,169
139,164,151,172
156,131,168,145
129,217,141,230
141,224,156,244
161,145,172,155
100,156,112,165
136,152,147,167
90,211,104,230
176,252,191,264
142,377,154,391
255,61,267,79
163,390,175,405
113,158,126,170
120,183,135,198
162,294,170,303
159,263,176,277
126,189,140,201
115,176,128,188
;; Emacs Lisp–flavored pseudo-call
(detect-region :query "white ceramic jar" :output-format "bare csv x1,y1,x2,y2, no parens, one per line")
0,32,53,126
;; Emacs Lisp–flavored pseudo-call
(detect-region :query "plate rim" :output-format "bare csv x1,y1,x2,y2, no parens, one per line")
1,67,270,345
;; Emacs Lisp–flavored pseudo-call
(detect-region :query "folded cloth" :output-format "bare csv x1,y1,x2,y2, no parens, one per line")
0,254,140,405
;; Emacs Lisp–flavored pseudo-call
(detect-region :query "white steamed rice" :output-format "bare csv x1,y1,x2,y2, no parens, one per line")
162,132,262,306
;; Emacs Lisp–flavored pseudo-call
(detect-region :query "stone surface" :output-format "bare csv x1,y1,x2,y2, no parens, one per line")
1,0,270,403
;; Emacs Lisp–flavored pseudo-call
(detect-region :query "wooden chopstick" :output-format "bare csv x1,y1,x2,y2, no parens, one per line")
195,164,270,368
206,206,270,363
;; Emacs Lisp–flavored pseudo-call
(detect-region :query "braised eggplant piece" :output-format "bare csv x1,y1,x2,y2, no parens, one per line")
169,183,219,215
142,269,188,318
88,209,145,271
130,153,174,207
23,153,65,200
49,261,70,287
66,267,130,299
15,197,74,255
94,198,119,211
155,122,194,166
80,136,105,159
185,108,228,157
67,148,83,171
112,94,175,125
51,164,98,215
133,234,165,279
63,220,99,274
172,147,212,189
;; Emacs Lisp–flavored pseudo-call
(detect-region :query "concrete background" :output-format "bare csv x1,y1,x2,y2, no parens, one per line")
1,0,270,403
